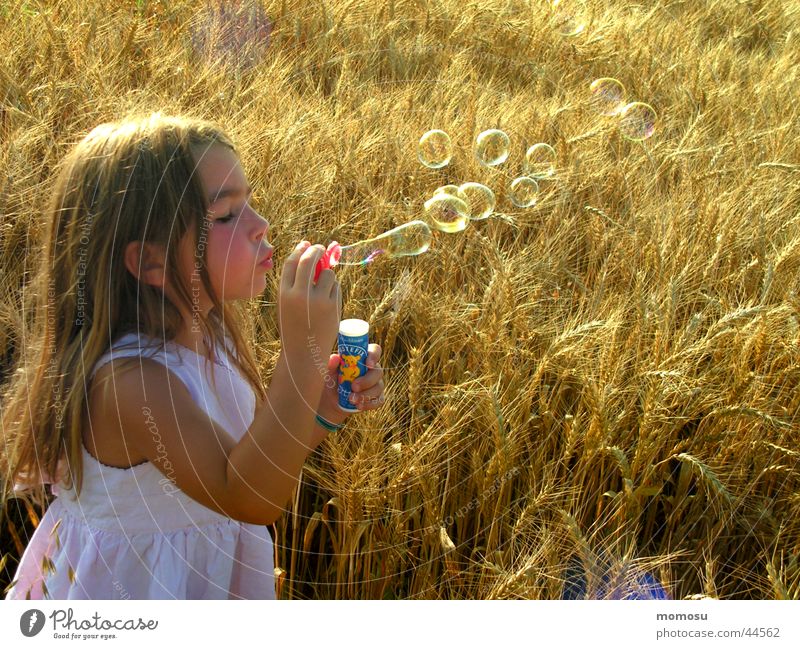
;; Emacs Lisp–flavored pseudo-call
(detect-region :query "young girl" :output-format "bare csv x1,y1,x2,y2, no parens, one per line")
1,112,386,599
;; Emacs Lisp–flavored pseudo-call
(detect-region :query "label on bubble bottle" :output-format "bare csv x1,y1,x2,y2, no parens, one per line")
337,319,369,413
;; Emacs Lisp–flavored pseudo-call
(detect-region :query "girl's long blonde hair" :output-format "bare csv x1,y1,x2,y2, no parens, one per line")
1,112,268,509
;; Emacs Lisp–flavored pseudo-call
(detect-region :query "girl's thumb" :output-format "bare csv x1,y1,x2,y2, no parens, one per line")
327,353,341,381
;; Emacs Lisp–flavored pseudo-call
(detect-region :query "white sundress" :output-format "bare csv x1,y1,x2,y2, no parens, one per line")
5,331,276,600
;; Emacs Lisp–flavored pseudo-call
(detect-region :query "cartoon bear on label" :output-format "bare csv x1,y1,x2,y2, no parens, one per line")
339,354,362,384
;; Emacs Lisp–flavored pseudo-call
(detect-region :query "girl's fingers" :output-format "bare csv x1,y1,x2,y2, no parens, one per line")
280,241,310,291
352,368,383,392
365,344,382,369
296,244,326,287
330,274,341,301
349,367,386,407
315,267,336,292
353,386,385,414
349,389,386,409
352,346,384,392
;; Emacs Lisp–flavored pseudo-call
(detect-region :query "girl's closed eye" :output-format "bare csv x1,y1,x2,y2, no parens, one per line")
215,201,251,224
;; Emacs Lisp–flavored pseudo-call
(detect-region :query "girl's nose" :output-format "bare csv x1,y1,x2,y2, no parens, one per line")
246,205,270,240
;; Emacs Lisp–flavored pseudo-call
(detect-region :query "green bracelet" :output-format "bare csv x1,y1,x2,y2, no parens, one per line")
315,413,345,432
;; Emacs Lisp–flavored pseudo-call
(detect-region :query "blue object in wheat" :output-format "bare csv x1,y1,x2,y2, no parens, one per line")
337,319,370,413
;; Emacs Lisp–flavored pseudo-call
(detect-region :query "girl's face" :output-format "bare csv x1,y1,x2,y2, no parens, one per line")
181,143,272,311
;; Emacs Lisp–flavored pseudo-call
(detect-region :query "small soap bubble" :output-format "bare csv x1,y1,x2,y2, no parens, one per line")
424,193,470,233
524,143,556,179
509,177,539,208
619,102,657,141
418,130,452,169
475,129,510,167
551,0,585,37
337,221,433,266
589,78,626,116
459,182,496,220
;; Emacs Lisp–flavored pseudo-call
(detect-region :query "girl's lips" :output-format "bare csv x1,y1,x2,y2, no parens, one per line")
258,257,273,269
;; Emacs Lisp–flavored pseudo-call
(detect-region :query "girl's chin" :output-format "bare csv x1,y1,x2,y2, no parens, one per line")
249,275,269,296
217,278,268,302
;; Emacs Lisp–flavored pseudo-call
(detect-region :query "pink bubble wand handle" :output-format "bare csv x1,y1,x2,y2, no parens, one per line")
313,241,342,282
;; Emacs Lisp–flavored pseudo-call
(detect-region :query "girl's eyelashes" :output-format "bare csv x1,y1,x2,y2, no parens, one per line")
214,201,251,224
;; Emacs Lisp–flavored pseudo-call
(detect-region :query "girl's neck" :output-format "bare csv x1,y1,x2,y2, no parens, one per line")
168,304,222,361
173,334,214,361
171,326,217,362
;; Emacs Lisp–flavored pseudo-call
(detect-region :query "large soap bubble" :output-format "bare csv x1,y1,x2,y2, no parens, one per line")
509,177,539,208
589,78,626,116
459,182,496,220
423,193,470,233
619,102,657,141
337,221,433,266
524,143,557,180
475,129,511,167
418,130,453,169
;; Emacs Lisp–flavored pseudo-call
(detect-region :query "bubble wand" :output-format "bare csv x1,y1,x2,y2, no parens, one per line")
313,219,433,282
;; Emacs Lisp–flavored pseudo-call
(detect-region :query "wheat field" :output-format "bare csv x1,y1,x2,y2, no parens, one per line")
1,0,799,600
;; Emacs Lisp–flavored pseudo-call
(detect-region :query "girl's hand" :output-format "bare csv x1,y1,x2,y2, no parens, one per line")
316,344,385,424
278,241,341,381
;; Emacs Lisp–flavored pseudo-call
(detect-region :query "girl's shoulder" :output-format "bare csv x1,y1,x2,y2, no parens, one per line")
89,331,166,381
91,330,238,387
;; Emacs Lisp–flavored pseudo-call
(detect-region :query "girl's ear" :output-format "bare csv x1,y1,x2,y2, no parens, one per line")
124,240,167,288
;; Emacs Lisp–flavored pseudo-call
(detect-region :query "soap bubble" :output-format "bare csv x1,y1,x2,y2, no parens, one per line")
459,182,496,220
619,102,657,141
475,129,510,167
551,0,585,37
524,143,556,179
189,1,272,71
423,193,470,233
509,177,539,208
418,129,452,169
433,184,469,204
337,221,433,266
589,78,626,116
